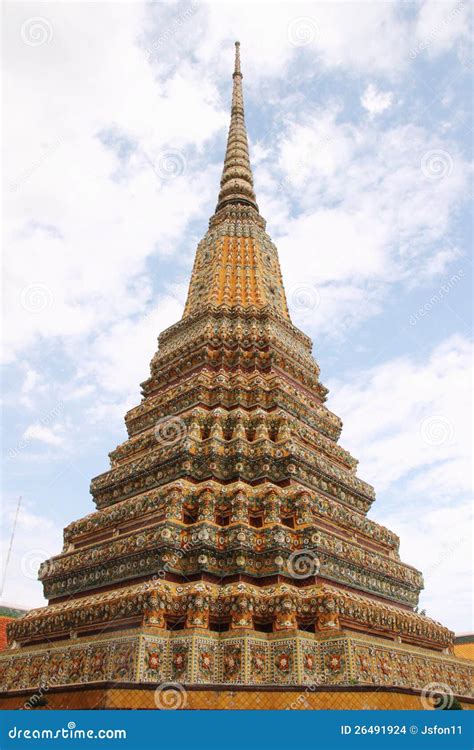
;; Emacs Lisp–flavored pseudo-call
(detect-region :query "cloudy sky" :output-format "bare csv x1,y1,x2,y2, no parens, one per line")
2,1,472,633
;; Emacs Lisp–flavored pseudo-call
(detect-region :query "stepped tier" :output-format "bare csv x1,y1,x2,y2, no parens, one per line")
64,482,397,551
41,482,418,605
146,309,319,392
7,581,450,650
1,43,471,705
91,408,374,513
116,406,356,473
125,370,342,441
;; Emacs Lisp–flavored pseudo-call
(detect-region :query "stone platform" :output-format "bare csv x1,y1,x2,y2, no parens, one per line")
1,628,472,710
1,684,473,711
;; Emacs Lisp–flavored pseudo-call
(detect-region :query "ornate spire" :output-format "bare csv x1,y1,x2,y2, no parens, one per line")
215,41,258,213
181,41,290,320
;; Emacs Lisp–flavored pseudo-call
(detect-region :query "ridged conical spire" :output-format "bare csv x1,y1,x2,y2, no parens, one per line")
181,42,290,320
215,41,258,213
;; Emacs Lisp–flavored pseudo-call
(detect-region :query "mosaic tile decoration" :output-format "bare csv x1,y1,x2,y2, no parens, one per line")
1,631,472,697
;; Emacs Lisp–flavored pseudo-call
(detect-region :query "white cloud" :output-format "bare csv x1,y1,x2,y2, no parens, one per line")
158,0,469,87
1,499,61,609
23,424,64,446
277,105,352,186
360,84,393,116
21,368,39,395
383,502,473,632
327,334,472,631
196,2,412,80
17,367,41,408
3,2,470,363
3,1,226,364
413,0,471,61
82,292,185,398
267,109,468,336
329,334,472,495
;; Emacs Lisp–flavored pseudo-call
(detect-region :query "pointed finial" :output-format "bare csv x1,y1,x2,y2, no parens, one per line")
234,41,241,76
214,40,258,214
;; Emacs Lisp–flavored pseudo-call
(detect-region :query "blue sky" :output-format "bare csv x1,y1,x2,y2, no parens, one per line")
2,1,472,632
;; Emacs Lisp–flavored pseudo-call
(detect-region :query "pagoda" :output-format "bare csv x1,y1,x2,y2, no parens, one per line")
1,43,472,710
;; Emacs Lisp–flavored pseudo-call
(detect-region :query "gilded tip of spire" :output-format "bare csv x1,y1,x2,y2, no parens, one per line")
234,40,241,75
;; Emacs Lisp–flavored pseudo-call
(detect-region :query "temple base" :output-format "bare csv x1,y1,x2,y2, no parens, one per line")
1,628,472,710
1,684,473,711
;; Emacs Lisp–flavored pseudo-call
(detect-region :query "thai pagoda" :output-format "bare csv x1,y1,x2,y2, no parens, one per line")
1,43,472,710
